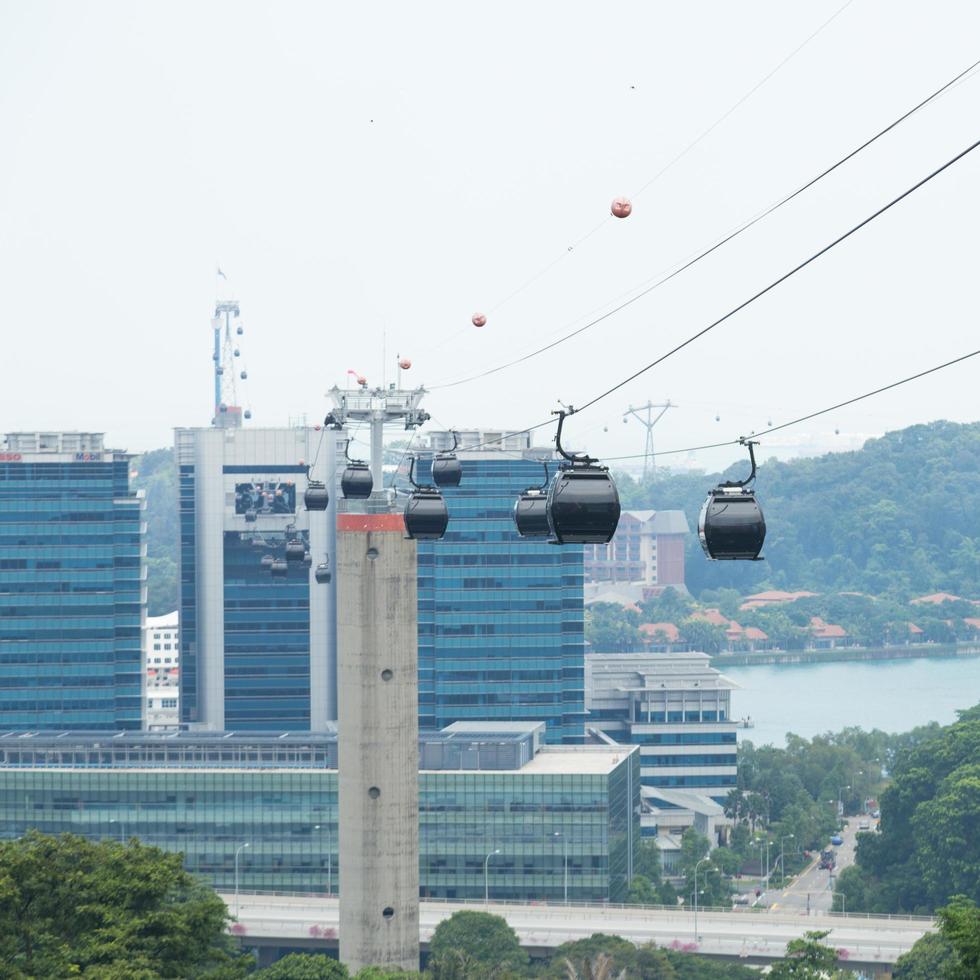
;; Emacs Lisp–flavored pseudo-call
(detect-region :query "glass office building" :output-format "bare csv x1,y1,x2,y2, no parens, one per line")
175,427,342,731
415,433,586,744
0,432,144,730
0,724,639,903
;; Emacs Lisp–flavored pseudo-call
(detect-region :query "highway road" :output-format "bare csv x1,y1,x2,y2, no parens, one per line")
220,887,931,968
767,817,864,913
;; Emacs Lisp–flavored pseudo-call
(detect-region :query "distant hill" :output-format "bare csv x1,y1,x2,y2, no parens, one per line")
131,448,177,616
616,420,980,600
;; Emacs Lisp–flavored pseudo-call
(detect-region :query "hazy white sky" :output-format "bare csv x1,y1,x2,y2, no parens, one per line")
1,1,978,471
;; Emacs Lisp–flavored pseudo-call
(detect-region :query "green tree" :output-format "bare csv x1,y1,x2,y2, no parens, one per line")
767,930,852,978
427,911,527,977
936,896,980,980
0,831,247,979
131,447,178,616
677,618,727,654
892,931,957,979
254,953,349,979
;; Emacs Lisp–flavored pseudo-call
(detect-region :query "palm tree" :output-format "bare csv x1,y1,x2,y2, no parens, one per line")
562,953,627,980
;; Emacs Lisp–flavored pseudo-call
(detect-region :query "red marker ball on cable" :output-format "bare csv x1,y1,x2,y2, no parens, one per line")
611,197,632,219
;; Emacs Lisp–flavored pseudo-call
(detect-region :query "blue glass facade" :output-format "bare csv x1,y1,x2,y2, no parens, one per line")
417,455,586,743
0,441,143,729
0,730,639,902
223,528,310,729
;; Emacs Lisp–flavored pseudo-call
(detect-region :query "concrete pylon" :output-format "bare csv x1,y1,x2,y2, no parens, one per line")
337,513,420,972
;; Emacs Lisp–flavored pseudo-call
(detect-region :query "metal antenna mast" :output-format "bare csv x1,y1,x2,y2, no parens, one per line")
623,400,677,478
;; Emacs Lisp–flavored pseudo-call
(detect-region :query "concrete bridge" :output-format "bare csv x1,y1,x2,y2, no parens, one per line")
220,892,934,973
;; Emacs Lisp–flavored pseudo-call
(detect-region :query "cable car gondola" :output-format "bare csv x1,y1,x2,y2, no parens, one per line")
340,440,373,499
431,430,462,488
244,509,257,523
513,462,552,538
314,562,331,584
698,438,766,561
304,479,329,511
404,456,449,540
285,536,306,562
260,554,274,569
270,558,288,579
546,409,621,545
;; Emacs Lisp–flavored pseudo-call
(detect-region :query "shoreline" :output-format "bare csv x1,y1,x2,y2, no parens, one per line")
710,642,980,668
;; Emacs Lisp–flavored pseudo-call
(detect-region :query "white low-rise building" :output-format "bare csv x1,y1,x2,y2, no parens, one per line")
586,651,739,852
144,612,179,730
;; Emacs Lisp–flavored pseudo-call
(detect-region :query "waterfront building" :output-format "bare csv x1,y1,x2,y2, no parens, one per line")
143,611,179,730
585,651,738,853
0,432,144,730
0,723,639,903
175,426,343,731
415,432,586,743
583,509,689,592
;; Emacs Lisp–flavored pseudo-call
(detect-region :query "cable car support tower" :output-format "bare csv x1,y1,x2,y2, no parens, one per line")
623,400,677,478
326,381,430,493
211,297,252,427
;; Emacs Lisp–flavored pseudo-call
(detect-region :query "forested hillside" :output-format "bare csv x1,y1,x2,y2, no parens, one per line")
617,420,980,599
131,448,177,616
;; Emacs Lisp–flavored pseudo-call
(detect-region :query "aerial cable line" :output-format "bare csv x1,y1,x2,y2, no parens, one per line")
601,347,980,463
457,133,980,454
431,55,980,391
631,0,856,200
573,133,980,414
421,1,856,354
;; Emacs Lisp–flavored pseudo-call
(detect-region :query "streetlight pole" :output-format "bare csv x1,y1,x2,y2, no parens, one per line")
553,832,568,904
314,824,332,896
694,857,711,942
484,848,500,905
838,784,850,818
780,835,794,880
234,842,250,919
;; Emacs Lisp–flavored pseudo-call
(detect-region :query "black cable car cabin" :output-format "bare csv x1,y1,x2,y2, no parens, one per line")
340,442,374,499
698,439,766,560
513,462,552,538
545,411,621,545
304,480,329,511
314,562,331,584
260,554,274,569
285,538,306,562
403,457,449,540
431,430,462,488
514,490,551,537
270,558,288,579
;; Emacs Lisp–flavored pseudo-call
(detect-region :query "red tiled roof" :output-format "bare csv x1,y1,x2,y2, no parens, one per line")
693,608,730,627
908,623,924,634
964,618,980,631
639,622,680,642
911,592,962,605
810,616,847,638
744,626,769,641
